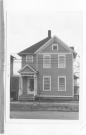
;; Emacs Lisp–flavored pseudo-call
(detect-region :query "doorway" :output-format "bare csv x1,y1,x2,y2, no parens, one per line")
27,78,34,94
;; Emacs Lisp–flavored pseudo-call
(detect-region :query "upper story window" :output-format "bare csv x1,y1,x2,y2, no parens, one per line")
58,54,66,68
52,43,58,51
43,54,51,68
26,55,33,63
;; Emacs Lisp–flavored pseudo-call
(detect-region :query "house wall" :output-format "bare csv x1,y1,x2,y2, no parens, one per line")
36,38,74,97
37,53,73,97
22,54,37,69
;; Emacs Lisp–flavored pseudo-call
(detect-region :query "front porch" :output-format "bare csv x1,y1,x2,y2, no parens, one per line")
18,65,38,101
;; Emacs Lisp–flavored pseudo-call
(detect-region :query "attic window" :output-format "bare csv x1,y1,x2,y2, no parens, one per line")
52,44,58,51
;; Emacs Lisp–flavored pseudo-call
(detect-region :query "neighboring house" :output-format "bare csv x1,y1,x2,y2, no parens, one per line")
10,55,19,100
18,30,76,101
10,55,14,77
74,75,79,99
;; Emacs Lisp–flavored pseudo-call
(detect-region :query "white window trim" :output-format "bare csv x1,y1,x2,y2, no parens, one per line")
26,55,33,63
58,54,66,68
52,43,58,51
58,76,66,91
43,76,51,91
43,54,51,68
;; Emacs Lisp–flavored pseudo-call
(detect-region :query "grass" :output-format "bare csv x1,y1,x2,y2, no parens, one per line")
10,102,79,112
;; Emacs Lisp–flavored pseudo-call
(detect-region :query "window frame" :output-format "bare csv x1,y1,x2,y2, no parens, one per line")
58,54,66,68
43,76,51,91
58,76,66,91
26,55,33,63
52,43,58,51
43,54,51,68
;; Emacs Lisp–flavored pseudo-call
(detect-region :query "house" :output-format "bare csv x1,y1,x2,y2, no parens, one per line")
10,55,19,100
18,30,75,101
10,55,15,77
74,75,79,100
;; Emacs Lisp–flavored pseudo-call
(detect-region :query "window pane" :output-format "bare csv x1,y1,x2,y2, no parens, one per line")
43,55,51,68
59,77,65,91
52,44,58,50
53,45,57,50
26,55,33,62
44,77,50,90
58,55,65,68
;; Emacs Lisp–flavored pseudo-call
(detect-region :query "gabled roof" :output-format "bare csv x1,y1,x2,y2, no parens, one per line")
18,30,75,56
18,37,51,56
35,36,74,54
18,64,38,74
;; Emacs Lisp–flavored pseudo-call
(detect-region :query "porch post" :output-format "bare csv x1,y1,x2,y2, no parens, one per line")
18,76,23,97
34,75,37,96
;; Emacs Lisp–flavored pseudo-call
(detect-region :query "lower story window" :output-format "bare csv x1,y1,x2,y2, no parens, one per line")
58,76,66,91
43,76,51,91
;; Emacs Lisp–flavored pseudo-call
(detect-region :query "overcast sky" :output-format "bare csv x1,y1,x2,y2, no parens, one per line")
7,11,82,56
6,11,83,74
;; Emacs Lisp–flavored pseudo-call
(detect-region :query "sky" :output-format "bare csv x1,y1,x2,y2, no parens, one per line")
6,11,82,74
6,11,83,73
7,12,82,55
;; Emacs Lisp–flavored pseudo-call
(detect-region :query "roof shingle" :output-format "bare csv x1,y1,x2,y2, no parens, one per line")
18,37,51,56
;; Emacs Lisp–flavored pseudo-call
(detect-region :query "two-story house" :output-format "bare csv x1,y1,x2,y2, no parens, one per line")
18,30,75,101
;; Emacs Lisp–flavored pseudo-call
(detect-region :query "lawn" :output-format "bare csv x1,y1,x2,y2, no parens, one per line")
10,101,79,112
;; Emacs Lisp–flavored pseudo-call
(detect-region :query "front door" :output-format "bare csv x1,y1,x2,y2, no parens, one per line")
27,78,34,94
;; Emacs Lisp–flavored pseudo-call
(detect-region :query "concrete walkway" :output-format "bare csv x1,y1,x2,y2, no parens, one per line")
10,111,79,120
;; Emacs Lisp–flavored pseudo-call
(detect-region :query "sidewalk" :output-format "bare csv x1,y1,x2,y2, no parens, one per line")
10,111,79,120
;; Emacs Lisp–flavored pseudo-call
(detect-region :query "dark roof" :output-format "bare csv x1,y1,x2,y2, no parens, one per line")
18,37,51,56
70,47,77,58
10,55,15,61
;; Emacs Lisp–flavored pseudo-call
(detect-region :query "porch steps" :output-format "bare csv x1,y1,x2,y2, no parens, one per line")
19,94,35,101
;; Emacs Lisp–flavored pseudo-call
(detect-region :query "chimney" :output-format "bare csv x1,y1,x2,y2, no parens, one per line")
48,30,51,38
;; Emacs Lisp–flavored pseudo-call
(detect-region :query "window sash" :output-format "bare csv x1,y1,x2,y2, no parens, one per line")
43,76,51,91
58,76,66,91
26,55,33,62
43,55,51,68
58,54,66,68
52,44,58,50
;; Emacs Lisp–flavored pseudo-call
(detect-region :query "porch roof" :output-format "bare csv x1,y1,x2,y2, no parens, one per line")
18,64,38,75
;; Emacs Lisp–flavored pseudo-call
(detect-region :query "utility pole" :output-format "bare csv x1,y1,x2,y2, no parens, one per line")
0,0,4,133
